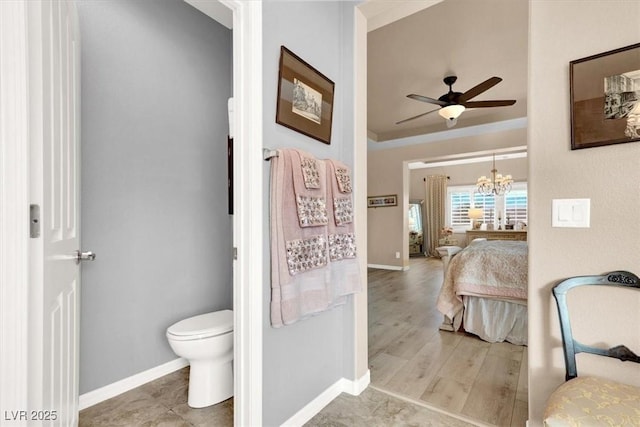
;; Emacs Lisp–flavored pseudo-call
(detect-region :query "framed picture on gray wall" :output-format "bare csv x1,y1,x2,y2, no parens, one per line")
570,43,640,150
276,46,335,144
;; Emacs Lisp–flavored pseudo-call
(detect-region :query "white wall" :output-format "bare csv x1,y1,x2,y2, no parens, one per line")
261,2,358,425
528,1,640,423
78,0,233,393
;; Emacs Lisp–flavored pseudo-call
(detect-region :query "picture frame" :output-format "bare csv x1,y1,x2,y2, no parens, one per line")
276,46,335,144
570,43,640,150
367,194,398,208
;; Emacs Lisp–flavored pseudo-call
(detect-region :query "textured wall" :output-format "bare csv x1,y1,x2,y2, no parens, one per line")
528,1,640,423
78,0,232,393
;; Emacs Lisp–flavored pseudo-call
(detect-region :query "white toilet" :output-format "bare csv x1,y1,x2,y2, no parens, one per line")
166,309,233,408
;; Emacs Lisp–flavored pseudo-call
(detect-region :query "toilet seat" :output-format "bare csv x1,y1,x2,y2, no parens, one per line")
167,309,233,341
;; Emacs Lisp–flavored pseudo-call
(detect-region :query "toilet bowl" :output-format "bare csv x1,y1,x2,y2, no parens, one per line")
166,309,233,408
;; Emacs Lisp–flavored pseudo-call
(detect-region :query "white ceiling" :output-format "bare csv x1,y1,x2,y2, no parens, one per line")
183,0,232,29
358,0,442,32
367,0,529,142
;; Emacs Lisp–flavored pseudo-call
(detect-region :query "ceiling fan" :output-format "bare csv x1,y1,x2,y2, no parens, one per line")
396,76,516,127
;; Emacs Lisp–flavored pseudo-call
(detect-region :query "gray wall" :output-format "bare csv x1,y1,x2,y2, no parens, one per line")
78,0,232,394
262,2,357,425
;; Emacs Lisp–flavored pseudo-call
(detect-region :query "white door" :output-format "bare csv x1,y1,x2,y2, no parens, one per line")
30,1,84,425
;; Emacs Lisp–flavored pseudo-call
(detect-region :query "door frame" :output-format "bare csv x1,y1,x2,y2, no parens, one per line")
0,0,31,415
0,0,263,425
220,0,264,425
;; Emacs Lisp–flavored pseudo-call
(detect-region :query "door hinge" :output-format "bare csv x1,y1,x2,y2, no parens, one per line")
233,247,238,260
30,204,40,238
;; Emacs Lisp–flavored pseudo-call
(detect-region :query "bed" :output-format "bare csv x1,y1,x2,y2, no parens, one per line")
436,239,528,345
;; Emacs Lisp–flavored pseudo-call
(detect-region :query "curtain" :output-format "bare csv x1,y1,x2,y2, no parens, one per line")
425,175,448,257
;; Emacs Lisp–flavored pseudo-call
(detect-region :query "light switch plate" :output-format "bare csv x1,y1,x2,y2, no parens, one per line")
552,199,590,228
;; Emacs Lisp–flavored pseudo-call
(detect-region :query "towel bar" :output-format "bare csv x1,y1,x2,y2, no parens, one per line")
263,148,278,161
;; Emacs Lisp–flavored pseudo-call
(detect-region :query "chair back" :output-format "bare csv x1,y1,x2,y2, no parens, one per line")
552,270,640,381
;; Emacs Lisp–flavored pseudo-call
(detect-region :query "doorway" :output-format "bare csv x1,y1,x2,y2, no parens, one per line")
359,0,529,424
0,1,262,425
77,0,234,413
75,1,264,423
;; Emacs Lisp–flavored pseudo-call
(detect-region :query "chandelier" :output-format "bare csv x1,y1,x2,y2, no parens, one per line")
476,154,513,195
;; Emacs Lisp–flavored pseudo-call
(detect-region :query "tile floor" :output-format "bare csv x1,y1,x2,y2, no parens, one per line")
79,368,233,427
306,387,482,427
80,366,476,426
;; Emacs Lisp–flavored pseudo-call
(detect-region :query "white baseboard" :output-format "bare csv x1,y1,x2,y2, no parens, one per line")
79,357,189,410
342,370,370,396
281,370,370,427
367,264,409,271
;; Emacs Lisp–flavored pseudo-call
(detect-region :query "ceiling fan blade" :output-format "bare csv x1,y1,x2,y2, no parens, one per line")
458,76,502,102
462,100,516,108
407,94,448,107
395,108,440,125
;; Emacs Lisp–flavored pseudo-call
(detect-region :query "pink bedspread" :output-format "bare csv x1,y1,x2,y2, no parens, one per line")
436,240,528,319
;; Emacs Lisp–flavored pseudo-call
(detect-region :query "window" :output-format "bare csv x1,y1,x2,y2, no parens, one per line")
505,190,528,224
473,193,496,224
447,183,527,231
450,191,471,227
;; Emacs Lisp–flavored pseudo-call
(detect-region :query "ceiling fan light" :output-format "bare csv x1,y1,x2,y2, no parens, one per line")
438,104,465,120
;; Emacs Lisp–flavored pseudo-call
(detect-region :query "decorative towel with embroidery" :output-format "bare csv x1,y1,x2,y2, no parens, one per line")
269,149,360,327
291,150,327,228
326,159,360,300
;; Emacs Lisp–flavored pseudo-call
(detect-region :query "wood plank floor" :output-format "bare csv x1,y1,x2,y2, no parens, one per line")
368,257,528,426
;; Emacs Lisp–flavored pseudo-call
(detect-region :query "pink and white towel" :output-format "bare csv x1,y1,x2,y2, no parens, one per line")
326,159,359,301
269,149,361,327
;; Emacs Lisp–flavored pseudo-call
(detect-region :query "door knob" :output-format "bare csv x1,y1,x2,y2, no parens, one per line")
75,250,96,264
